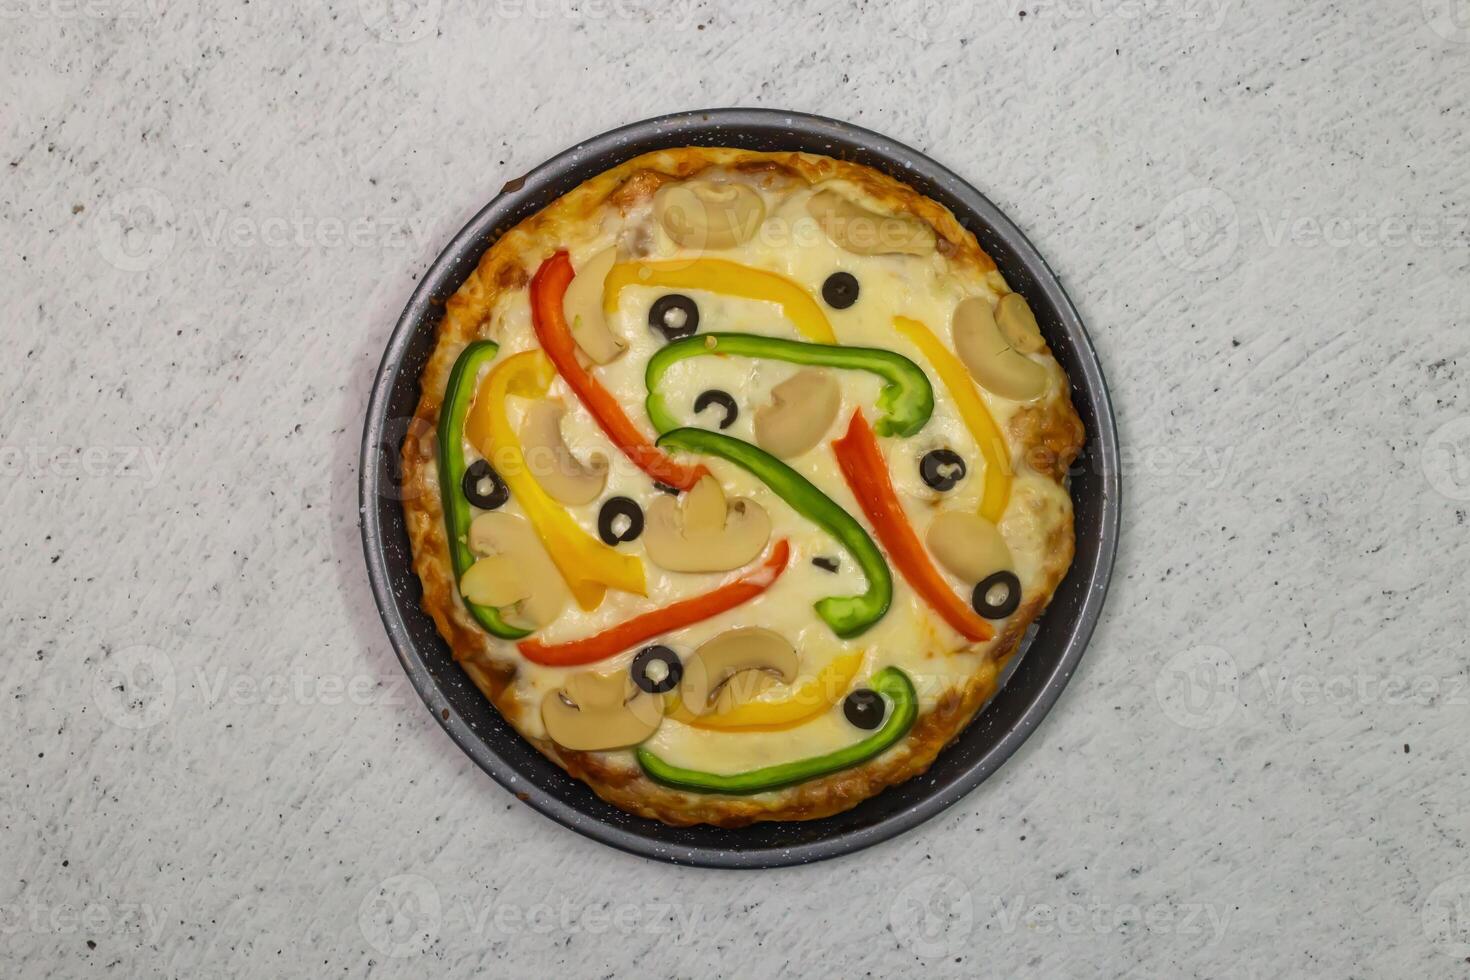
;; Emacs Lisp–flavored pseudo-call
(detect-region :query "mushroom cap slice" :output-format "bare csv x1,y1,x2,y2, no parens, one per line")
542,669,664,752
643,475,771,574
463,511,569,628
996,293,1046,354
563,247,625,364
951,297,1050,402
753,368,841,459
707,671,781,716
459,554,527,607
926,511,1014,584
655,180,766,252
518,400,608,506
806,188,936,256
679,628,799,717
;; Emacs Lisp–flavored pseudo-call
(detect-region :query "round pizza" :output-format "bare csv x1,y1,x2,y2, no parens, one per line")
400,147,1085,827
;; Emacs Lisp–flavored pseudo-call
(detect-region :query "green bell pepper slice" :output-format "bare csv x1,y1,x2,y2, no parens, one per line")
637,667,918,794
644,333,934,438
437,340,532,640
656,427,891,638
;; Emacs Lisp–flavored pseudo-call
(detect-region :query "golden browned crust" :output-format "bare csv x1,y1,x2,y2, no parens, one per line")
400,147,1083,826
1010,396,1087,482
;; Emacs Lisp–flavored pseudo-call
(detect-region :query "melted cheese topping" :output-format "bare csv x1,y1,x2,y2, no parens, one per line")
463,173,1073,775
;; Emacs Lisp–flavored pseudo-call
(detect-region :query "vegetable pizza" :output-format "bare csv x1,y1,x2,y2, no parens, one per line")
400,148,1085,826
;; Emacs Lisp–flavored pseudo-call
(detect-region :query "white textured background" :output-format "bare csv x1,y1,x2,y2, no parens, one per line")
4,1,1469,976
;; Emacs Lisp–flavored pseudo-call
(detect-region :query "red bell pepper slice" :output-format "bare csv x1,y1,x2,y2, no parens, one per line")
832,411,995,643
518,539,792,666
530,251,707,491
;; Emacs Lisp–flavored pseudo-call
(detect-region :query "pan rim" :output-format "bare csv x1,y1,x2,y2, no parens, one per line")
359,107,1120,869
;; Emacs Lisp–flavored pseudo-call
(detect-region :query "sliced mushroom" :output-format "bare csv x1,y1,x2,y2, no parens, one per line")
753,369,841,459
806,188,936,256
563,247,625,364
643,475,771,573
708,671,780,715
458,554,524,605
518,400,608,506
541,669,663,751
996,293,1045,354
462,512,568,627
951,297,1049,402
926,511,1013,584
679,628,799,716
655,179,766,251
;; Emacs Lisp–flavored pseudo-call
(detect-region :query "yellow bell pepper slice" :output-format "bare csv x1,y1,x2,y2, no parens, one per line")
603,259,837,344
465,350,646,610
666,652,865,731
893,315,1013,522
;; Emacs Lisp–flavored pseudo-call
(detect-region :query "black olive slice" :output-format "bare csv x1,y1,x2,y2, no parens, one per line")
652,481,680,496
693,389,738,430
461,459,509,510
821,271,860,310
811,556,840,573
843,688,885,730
631,645,683,695
972,571,1022,619
597,496,645,545
648,294,700,341
919,449,967,492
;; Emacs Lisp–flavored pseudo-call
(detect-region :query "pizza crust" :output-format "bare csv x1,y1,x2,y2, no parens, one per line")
401,147,1084,826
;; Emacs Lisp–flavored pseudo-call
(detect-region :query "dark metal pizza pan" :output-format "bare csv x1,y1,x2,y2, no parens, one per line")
360,108,1120,869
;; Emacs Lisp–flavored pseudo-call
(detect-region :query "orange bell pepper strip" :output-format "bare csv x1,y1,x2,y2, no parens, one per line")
465,349,646,611
832,411,994,643
893,315,1012,522
530,251,708,491
602,258,838,345
517,540,791,666
665,651,865,731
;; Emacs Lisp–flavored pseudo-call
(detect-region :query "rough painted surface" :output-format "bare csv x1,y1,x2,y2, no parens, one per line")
3,3,1469,976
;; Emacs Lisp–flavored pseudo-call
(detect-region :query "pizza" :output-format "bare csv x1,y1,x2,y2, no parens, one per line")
400,147,1085,827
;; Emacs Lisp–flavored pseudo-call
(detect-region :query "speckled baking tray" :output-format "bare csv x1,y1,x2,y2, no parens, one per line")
360,108,1120,868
